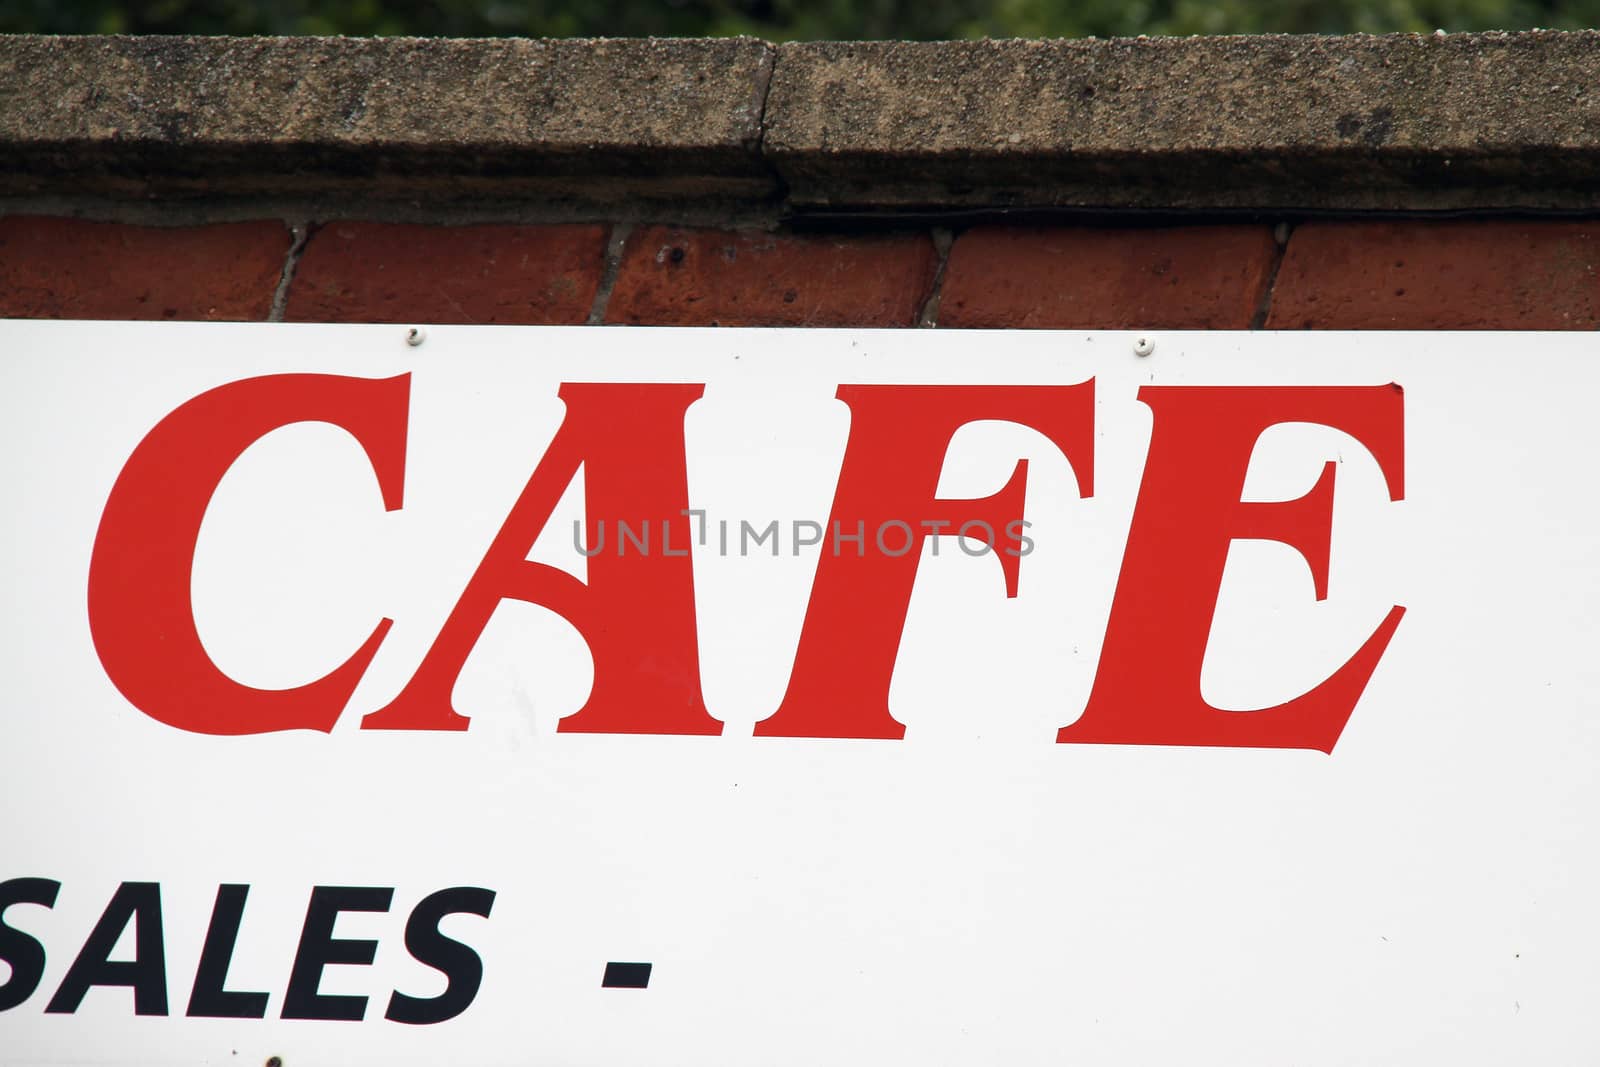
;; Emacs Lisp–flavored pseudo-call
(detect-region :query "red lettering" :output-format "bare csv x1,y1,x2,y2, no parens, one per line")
87,374,410,735
91,374,1407,751
363,383,718,735
755,384,1095,740
1060,385,1405,753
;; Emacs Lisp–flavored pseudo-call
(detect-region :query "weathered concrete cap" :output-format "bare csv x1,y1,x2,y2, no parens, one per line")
766,32,1600,212
4,31,1600,212
0,34,776,203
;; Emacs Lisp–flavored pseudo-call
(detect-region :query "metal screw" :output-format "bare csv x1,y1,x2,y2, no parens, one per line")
1133,336,1154,357
265,1058,283,1067
405,327,426,347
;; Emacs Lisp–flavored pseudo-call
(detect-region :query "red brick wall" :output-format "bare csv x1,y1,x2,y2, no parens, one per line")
5,215,1598,329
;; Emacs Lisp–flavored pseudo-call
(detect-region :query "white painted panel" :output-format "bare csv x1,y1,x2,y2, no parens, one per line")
0,324,1591,1065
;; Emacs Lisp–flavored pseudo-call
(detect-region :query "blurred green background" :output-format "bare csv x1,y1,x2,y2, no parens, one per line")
1,0,1595,38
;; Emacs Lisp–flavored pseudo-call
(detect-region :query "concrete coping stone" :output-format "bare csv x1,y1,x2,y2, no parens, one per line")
2,31,1599,213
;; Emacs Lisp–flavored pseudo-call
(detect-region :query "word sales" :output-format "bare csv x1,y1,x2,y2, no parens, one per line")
0,878,494,1024
87,376,1405,753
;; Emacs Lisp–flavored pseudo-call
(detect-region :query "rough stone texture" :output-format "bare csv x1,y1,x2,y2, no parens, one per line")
286,221,607,323
1266,220,1600,329
0,35,775,204
0,216,289,319
4,32,1600,212
606,226,939,326
766,32,1600,212
939,225,1278,329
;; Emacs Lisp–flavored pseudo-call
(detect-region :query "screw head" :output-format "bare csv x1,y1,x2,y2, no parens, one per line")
1133,336,1154,357
405,327,426,347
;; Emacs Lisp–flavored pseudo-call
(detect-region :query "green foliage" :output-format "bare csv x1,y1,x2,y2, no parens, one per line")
1,0,1597,38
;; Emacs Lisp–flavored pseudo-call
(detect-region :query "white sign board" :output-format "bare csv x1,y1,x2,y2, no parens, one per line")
1,323,1595,1065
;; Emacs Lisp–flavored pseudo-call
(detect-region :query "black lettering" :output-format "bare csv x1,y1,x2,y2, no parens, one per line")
45,881,167,1016
281,886,392,1021
0,877,60,1011
186,884,268,1018
384,886,496,1025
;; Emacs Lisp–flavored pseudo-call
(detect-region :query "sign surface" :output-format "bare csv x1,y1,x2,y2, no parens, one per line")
1,323,1596,1064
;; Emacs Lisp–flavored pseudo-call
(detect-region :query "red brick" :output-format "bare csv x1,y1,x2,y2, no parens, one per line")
939,225,1277,329
605,227,938,327
1266,221,1600,329
0,217,289,320
286,222,606,324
